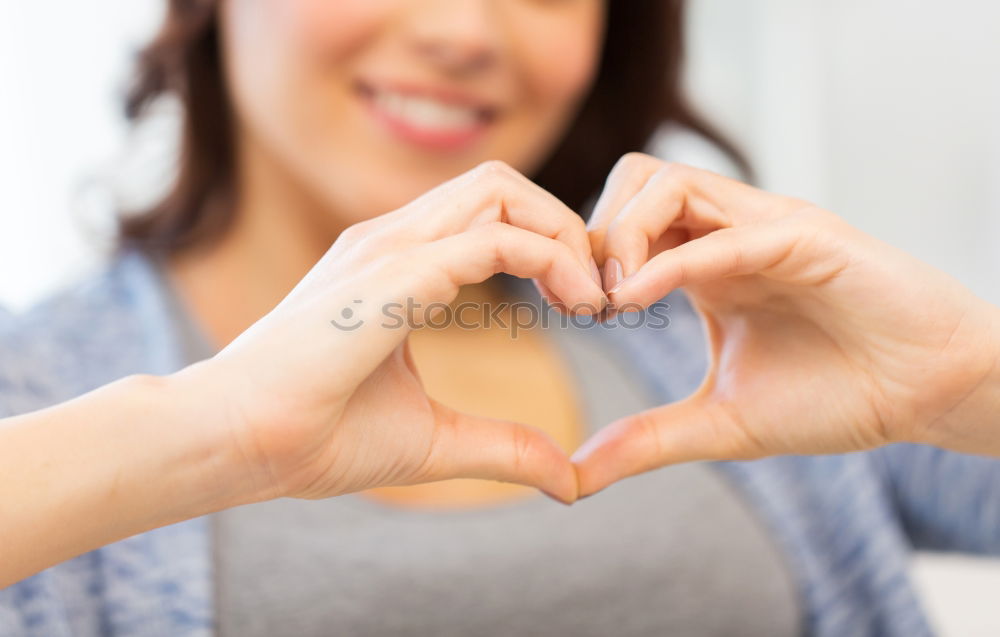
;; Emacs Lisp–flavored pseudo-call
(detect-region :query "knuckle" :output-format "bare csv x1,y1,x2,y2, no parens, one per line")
796,205,845,229
509,426,536,476
473,159,517,181
609,152,661,181
461,223,506,272
336,220,370,244
467,161,520,210
487,229,514,273
367,249,410,281
558,212,590,244
547,240,575,272
605,212,642,246
567,209,588,232
477,221,513,246
337,214,394,242
350,225,403,257
645,162,695,198
652,161,687,182
617,151,657,171
483,219,512,233
629,410,666,463
784,206,853,249
557,235,577,258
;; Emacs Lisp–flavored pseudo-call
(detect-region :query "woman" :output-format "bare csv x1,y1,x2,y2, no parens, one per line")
1,1,998,636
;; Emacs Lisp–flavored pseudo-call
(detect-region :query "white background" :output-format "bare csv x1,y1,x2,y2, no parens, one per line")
2,1,1000,633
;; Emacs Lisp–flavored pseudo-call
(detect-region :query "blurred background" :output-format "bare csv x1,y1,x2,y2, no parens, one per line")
1,0,999,633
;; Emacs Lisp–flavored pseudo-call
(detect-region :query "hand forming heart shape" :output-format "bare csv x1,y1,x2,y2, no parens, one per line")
175,155,1000,506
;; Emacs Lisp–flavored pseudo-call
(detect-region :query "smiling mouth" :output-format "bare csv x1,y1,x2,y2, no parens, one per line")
355,80,498,151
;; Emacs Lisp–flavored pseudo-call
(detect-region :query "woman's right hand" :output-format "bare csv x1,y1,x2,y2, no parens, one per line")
175,161,605,505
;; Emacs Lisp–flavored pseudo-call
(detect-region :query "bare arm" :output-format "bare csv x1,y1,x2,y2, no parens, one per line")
0,369,252,588
0,161,601,587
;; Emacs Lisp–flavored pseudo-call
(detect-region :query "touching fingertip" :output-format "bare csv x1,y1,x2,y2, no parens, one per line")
577,485,609,501
602,257,624,292
540,489,574,506
573,469,611,500
589,257,602,289
608,273,631,296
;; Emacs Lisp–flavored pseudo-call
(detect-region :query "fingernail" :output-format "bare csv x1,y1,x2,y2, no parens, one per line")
602,257,623,292
589,257,602,289
609,274,631,296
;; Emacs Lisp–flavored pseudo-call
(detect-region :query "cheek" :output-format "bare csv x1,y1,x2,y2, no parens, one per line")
493,6,604,173
510,10,605,112
223,0,386,66
221,0,386,166
281,0,390,59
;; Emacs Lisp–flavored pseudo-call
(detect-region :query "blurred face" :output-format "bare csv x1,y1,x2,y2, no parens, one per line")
219,0,606,225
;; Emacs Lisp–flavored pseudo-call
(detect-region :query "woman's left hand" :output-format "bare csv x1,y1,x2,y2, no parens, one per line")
572,154,1000,496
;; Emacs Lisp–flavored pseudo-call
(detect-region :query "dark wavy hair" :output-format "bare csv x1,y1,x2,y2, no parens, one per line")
121,0,750,255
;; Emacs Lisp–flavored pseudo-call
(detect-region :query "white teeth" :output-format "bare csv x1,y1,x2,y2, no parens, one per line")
372,89,481,131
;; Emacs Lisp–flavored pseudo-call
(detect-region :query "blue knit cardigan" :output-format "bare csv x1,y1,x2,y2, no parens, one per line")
1,250,998,636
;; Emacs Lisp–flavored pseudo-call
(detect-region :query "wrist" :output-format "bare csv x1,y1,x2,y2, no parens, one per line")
102,371,256,528
919,301,1000,456
161,360,283,509
0,368,272,584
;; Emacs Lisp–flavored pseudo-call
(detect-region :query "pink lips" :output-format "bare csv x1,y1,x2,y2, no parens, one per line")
356,79,498,152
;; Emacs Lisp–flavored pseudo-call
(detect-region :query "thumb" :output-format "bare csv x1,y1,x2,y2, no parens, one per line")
420,399,579,504
571,397,760,497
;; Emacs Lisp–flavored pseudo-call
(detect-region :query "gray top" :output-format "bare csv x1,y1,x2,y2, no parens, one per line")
13,249,991,636
153,264,801,637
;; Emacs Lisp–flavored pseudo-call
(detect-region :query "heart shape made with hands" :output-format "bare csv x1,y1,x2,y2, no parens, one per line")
375,156,773,504
408,155,946,504
269,156,964,509
331,156,831,505
391,237,707,506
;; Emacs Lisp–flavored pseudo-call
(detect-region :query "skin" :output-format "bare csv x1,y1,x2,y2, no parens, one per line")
574,156,1000,495
169,0,606,506
0,162,609,586
3,0,1000,589
5,157,1000,588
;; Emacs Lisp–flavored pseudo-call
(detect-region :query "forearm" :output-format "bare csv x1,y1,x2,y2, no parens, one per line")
0,367,258,587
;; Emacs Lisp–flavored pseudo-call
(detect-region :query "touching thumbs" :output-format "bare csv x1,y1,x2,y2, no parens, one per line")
421,398,579,504
571,397,760,497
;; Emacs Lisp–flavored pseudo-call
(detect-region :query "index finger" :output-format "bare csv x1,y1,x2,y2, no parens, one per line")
382,160,595,274
589,154,805,283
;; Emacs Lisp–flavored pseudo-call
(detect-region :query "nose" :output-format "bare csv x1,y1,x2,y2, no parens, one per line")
404,0,500,77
